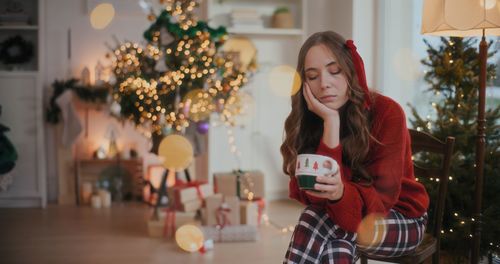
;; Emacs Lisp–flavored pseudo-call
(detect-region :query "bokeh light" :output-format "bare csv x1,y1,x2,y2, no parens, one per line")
175,224,204,252
268,65,302,97
158,134,194,171
356,213,387,248
90,3,115,30
479,0,496,10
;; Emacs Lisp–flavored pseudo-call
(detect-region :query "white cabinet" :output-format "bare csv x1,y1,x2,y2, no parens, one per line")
0,0,46,207
204,0,307,200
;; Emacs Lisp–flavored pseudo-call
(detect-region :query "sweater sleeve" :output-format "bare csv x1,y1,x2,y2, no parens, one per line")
315,104,408,233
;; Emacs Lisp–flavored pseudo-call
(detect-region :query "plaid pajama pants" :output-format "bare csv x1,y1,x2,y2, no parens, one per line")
284,205,428,264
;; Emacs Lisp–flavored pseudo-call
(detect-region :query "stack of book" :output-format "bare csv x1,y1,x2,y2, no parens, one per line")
230,8,263,29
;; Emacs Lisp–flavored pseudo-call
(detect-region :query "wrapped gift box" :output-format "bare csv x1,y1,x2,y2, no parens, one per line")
214,170,264,200
175,198,203,212
167,181,212,204
240,201,259,226
204,194,240,226
201,225,258,242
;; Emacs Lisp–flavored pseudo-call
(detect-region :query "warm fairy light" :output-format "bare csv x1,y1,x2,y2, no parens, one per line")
106,0,253,138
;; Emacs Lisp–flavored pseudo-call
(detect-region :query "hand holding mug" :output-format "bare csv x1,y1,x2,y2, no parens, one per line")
295,154,342,201
306,169,344,201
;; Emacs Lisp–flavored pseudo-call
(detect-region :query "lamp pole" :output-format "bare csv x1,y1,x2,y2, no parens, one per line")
471,29,487,264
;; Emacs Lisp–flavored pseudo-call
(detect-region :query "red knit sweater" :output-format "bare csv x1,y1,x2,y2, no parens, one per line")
289,94,429,233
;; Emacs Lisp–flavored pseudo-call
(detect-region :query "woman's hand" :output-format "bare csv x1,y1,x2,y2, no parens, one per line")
303,82,341,148
303,82,340,124
306,170,344,201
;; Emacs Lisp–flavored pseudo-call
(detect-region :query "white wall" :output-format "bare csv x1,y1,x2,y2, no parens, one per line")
307,0,353,39
353,0,376,89
374,0,423,115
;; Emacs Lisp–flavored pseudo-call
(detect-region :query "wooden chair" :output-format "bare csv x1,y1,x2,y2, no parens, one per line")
360,129,455,264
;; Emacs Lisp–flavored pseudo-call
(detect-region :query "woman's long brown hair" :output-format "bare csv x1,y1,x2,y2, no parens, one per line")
280,31,376,185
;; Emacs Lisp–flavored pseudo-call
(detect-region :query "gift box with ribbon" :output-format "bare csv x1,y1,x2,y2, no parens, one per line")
214,170,264,200
240,199,265,226
167,180,212,212
203,193,240,227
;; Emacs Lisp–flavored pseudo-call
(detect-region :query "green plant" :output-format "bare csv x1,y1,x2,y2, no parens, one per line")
273,6,290,15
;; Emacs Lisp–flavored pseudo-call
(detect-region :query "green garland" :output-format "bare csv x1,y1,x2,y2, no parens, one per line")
143,10,227,47
0,35,34,65
45,79,110,124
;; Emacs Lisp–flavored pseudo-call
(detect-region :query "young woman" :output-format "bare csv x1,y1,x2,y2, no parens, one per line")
281,31,429,263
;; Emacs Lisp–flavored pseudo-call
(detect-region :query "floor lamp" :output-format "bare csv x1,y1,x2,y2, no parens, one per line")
421,0,500,263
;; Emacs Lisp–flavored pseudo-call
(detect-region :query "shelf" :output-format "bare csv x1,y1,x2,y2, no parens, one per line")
0,25,38,30
0,70,38,77
226,27,304,36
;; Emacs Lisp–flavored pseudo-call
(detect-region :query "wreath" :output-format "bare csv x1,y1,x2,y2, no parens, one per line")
0,35,34,65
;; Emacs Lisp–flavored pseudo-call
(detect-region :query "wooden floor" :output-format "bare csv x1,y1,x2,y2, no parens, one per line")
0,200,302,264
0,200,386,264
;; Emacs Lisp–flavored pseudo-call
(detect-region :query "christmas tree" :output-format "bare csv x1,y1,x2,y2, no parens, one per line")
409,37,499,262
108,0,250,139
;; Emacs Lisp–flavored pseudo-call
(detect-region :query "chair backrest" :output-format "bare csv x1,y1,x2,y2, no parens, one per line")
409,129,455,243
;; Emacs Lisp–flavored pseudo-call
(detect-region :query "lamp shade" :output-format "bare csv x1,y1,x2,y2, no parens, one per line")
421,0,500,36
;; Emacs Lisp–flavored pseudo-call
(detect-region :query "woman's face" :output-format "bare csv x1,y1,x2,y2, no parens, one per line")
304,44,349,110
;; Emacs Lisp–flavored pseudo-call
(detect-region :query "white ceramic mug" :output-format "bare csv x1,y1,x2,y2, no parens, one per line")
295,154,339,190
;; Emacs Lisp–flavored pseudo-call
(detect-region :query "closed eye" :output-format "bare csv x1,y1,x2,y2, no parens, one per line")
329,69,342,75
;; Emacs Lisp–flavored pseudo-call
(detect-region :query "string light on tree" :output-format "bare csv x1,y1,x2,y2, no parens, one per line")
103,0,255,138
410,37,499,259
